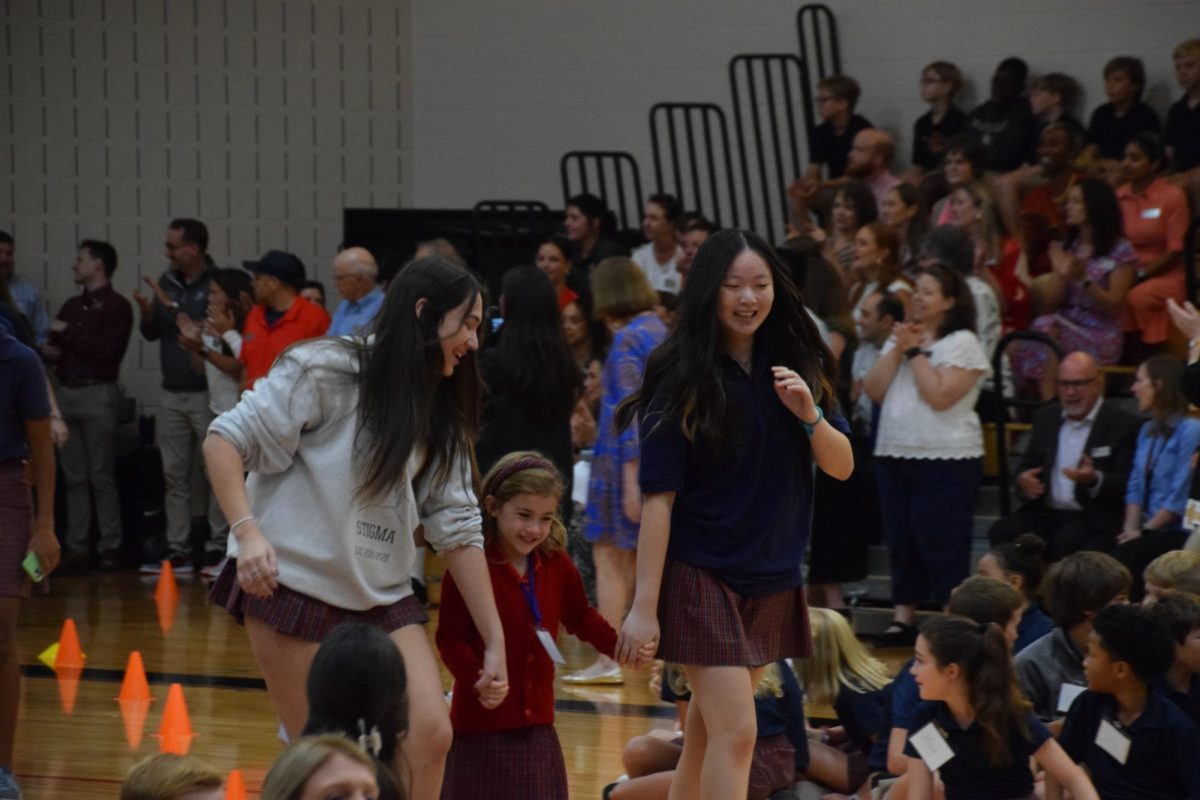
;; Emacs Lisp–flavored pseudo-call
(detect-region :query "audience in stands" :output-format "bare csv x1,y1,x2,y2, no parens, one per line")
989,351,1140,557
918,224,1002,361
0,230,49,346
849,222,912,321
571,257,667,685
803,74,873,184
564,193,628,287
1165,38,1200,207
1015,551,1130,722
1017,122,1083,279
866,265,991,647
911,61,967,175
1117,132,1191,356
1084,56,1161,171
631,194,682,294
1146,590,1200,727
672,212,715,288
327,247,383,336
1029,72,1085,143
880,183,928,277
240,250,330,390
977,534,1055,653
967,57,1039,173
535,234,578,310
928,135,987,226
120,753,224,800
299,279,326,310
820,181,878,275
46,239,132,573
134,218,223,575
413,237,466,268
850,290,903,438
845,129,901,208
261,736,386,800
951,179,1030,333
1050,604,1199,800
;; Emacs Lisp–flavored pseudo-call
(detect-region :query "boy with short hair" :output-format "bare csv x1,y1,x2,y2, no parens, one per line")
1029,72,1085,143
1048,604,1200,800
802,74,873,183
1015,551,1131,721
1143,550,1200,604
1166,38,1200,207
1085,56,1161,164
1147,590,1200,726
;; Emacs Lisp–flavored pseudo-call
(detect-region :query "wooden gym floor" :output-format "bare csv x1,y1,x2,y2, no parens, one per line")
14,572,909,799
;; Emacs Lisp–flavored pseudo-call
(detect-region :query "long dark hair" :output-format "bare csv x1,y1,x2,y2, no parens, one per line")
918,264,976,340
210,267,254,334
302,623,407,798
920,615,1030,767
567,192,619,240
491,265,580,421
1068,178,1124,258
1142,354,1188,424
353,257,482,499
988,533,1047,601
616,229,836,450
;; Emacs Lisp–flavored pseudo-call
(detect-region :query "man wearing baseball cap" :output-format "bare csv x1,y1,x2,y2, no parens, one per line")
239,250,330,389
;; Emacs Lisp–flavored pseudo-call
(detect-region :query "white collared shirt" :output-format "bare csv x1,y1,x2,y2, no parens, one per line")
1049,398,1103,510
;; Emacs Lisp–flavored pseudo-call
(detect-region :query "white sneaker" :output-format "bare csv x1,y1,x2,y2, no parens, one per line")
200,556,228,581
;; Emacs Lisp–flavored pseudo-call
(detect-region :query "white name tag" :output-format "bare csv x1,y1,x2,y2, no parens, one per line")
1095,718,1131,764
1141,207,1162,220
1185,498,1200,532
910,722,955,771
1091,446,1112,458
1057,682,1087,714
536,628,566,665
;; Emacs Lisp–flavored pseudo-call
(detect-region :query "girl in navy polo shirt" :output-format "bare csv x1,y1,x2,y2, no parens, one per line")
613,229,854,799
905,616,1097,800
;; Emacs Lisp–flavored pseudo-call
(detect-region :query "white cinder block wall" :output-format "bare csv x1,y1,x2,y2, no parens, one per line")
2,0,410,403
4,0,1196,406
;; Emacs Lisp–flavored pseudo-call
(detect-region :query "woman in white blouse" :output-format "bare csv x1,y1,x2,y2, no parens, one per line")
863,265,992,648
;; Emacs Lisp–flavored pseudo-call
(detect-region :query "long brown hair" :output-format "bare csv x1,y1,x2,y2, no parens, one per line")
850,222,905,308
479,451,566,556
920,615,1030,767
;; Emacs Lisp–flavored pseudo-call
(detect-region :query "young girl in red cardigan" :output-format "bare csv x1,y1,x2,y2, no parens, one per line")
437,451,654,798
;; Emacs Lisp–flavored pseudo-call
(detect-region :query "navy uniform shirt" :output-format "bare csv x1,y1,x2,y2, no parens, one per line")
904,701,1051,800
835,683,889,771
1150,671,1200,729
1059,689,1200,800
639,351,849,597
1013,601,1055,655
0,328,51,462
1166,95,1200,172
1085,101,1161,161
809,113,873,179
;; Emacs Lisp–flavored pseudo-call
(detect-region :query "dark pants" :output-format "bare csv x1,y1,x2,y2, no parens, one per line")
988,504,1117,560
809,437,879,584
1112,528,1188,602
876,457,981,606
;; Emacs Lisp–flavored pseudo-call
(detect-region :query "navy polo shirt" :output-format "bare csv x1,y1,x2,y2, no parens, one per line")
756,660,810,773
1150,671,1200,731
1058,689,1200,800
889,658,930,732
1014,602,1055,655
904,702,1051,800
835,684,889,770
0,328,50,462
639,353,849,597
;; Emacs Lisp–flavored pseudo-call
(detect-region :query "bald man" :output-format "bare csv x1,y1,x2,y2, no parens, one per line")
327,247,383,336
844,128,902,208
989,351,1142,558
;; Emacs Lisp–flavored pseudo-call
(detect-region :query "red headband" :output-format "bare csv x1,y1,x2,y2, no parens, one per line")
482,455,559,499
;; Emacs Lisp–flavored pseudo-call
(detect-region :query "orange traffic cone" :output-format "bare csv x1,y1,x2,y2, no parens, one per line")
54,619,85,714
224,769,248,800
118,651,154,750
155,561,180,635
156,683,195,755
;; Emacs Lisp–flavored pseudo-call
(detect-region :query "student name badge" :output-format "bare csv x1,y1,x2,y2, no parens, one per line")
536,627,566,665
1095,718,1131,764
1141,207,1162,220
910,723,955,771
1057,682,1087,714
1090,446,1112,458
1185,499,1200,532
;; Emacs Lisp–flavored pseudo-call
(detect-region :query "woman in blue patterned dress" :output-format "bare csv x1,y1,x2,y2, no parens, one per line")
566,257,667,684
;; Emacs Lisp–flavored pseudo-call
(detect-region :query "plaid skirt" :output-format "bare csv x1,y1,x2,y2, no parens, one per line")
440,725,567,799
748,732,798,800
208,559,428,643
657,559,811,666
0,462,33,599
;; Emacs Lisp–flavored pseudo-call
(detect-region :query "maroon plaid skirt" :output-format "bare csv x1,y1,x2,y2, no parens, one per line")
657,559,811,666
440,725,567,799
748,732,798,800
208,558,427,643
0,462,33,599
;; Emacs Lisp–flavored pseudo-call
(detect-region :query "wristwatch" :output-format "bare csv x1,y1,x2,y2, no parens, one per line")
904,346,924,361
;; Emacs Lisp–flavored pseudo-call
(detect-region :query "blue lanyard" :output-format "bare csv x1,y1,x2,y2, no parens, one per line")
518,554,543,628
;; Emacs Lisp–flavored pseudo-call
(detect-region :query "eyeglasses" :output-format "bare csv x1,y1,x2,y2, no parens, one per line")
1056,377,1098,389
816,95,835,103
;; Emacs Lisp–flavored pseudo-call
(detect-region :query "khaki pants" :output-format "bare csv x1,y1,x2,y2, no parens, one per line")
58,383,122,553
158,390,228,556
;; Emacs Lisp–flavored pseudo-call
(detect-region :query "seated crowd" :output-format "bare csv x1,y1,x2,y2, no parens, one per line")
3,33,1200,800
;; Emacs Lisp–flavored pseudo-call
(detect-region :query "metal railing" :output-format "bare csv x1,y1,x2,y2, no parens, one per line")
649,102,740,229
559,151,644,236
795,3,841,136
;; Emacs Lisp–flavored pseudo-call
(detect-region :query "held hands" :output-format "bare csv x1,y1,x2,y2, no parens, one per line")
1061,455,1097,487
474,645,509,709
615,606,660,667
1017,467,1045,500
234,523,279,597
892,322,924,353
772,366,817,422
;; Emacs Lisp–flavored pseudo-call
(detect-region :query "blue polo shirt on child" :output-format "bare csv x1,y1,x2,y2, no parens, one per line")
639,351,849,597
1014,601,1054,654
1058,689,1200,800
0,328,50,461
903,701,1051,800
1150,671,1200,729
836,683,889,771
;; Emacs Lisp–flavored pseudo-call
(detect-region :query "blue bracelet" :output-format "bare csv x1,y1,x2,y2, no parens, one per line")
801,405,824,436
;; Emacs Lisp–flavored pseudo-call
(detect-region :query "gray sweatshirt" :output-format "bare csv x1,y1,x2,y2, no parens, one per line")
209,339,482,610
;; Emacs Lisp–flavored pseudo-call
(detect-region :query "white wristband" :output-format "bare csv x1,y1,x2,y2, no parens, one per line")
229,515,257,536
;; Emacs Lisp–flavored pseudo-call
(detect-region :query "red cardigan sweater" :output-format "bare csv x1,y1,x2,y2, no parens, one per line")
436,545,617,734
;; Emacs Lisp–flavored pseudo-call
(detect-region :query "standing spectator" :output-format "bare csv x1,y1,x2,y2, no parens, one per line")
0,231,49,346
673,212,715,289
566,258,667,685
851,290,903,438
327,247,382,337
966,57,1038,173
631,194,682,294
929,135,987,226
240,250,331,390
1084,57,1161,168
535,235,578,310
844,130,901,209
911,61,967,174
134,218,219,575
880,183,928,277
918,224,1002,361
298,280,326,310
989,352,1141,559
1165,38,1200,206
864,266,991,647
43,240,132,572
1118,133,1190,356
564,193,628,288
0,323,59,800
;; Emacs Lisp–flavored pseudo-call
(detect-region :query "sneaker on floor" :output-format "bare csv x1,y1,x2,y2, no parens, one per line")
200,556,228,582
139,553,194,576
561,659,624,685
0,766,22,799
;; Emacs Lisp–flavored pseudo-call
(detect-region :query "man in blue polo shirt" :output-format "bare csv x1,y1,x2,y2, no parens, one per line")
327,247,383,337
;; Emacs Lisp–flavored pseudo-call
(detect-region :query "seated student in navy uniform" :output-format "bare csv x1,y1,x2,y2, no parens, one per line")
1147,591,1200,728
1049,604,1200,800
